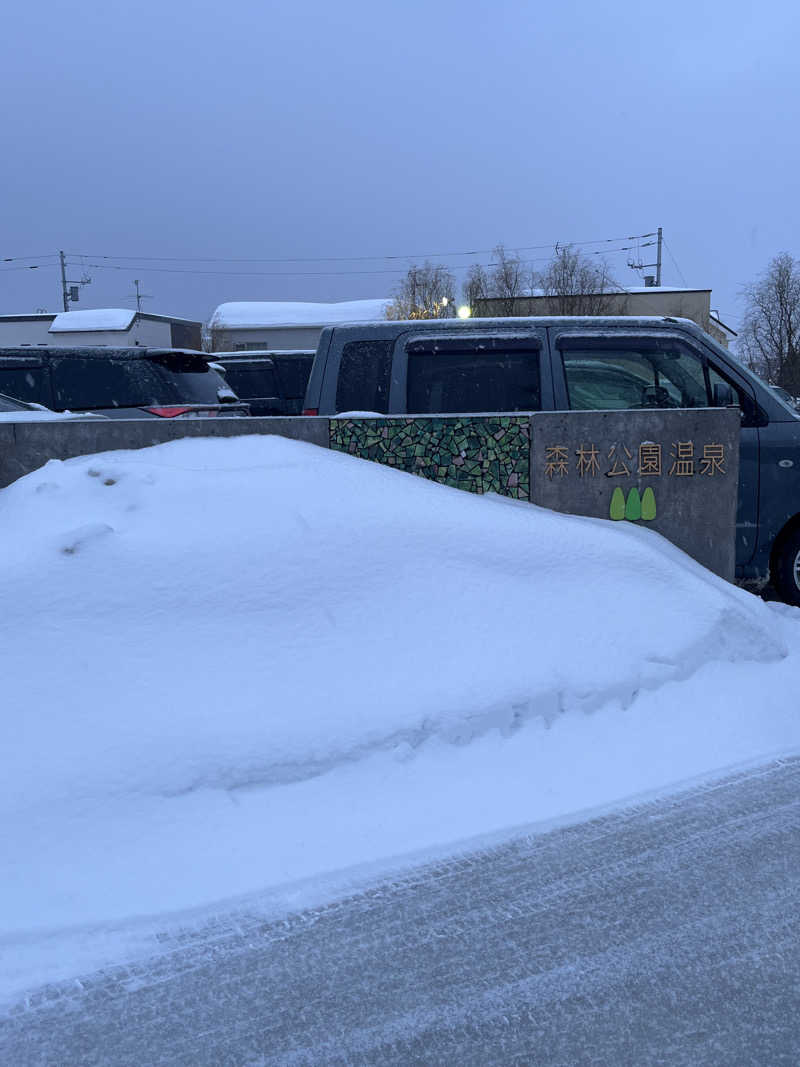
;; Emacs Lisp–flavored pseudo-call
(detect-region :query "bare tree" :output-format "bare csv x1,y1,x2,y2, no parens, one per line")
535,245,617,315
487,244,527,316
461,244,530,316
740,253,800,392
462,262,490,312
387,262,457,319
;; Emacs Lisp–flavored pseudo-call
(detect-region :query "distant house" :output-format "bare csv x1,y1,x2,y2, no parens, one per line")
0,309,203,349
208,299,392,352
474,288,737,348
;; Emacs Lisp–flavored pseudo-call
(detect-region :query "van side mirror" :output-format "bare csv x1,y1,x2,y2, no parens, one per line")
712,382,735,407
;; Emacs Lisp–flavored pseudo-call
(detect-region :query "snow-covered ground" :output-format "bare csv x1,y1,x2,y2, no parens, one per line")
1,435,799,1002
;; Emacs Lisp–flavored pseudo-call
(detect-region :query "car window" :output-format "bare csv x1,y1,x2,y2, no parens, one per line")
51,355,227,410
220,362,278,399
707,363,758,426
336,340,392,414
148,355,228,404
274,355,313,399
0,365,51,406
406,340,541,414
561,342,708,411
51,358,167,409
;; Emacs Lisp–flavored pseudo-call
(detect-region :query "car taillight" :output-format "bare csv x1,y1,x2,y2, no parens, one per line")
302,407,319,416
146,406,193,418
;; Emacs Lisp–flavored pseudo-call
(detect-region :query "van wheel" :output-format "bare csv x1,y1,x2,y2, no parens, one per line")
773,529,800,606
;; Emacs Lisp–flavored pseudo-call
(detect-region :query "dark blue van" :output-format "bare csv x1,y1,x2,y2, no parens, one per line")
303,315,800,604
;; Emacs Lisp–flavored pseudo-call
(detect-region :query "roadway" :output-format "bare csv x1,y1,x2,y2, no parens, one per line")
2,756,798,1066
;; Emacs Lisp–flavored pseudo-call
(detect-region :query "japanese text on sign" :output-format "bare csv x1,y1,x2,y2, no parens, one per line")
544,441,727,479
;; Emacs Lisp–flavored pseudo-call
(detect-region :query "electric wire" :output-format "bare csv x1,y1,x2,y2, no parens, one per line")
68,232,657,266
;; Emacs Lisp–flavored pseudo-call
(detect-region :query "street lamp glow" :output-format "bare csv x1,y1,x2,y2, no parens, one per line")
457,305,472,319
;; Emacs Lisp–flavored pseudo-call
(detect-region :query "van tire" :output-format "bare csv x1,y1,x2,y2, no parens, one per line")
772,528,800,607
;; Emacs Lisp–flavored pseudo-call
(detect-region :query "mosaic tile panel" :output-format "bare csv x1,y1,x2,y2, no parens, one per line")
330,416,531,498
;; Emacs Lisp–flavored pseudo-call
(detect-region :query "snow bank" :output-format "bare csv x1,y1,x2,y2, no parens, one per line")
1,435,798,999
48,308,136,333
0,434,783,815
210,299,391,329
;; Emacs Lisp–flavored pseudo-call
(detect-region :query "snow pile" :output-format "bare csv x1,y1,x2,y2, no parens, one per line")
0,434,783,814
48,308,137,333
210,298,391,329
0,411,105,422
1,435,799,998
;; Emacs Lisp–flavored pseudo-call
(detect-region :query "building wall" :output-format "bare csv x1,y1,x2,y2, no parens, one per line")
475,290,713,332
48,319,173,348
0,317,188,348
211,326,324,351
0,318,55,346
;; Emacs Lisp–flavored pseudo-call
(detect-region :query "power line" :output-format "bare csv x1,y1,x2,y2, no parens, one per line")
74,243,651,280
68,232,657,266
1,254,59,263
0,264,48,273
81,253,622,279
663,239,689,288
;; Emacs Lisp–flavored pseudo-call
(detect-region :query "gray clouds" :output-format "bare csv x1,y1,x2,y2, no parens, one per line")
1,0,798,329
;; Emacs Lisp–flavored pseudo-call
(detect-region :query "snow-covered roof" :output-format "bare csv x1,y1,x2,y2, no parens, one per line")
210,299,391,330
621,286,708,294
49,309,137,333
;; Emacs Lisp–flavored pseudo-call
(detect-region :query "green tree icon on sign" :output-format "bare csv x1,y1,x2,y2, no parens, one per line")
625,487,642,520
610,487,626,520
641,487,656,520
609,487,657,522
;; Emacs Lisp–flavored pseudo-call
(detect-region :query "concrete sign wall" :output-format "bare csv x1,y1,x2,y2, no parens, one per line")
0,417,329,490
531,409,740,579
0,408,740,581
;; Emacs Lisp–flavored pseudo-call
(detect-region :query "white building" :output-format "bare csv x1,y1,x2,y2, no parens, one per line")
0,309,203,349
208,299,392,352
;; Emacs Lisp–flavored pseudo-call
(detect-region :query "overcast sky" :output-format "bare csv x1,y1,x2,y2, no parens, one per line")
1,0,798,333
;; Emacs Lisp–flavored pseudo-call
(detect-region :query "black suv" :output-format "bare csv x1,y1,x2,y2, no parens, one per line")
0,348,248,418
213,351,314,416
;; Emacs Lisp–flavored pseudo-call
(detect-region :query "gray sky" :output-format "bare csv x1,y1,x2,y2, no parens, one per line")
2,0,799,334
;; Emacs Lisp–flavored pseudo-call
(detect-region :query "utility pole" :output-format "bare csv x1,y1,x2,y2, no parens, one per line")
129,279,153,312
59,250,69,311
626,227,664,287
58,251,92,310
656,226,663,287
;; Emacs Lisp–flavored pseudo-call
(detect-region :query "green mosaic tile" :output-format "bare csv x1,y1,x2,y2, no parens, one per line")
330,416,531,499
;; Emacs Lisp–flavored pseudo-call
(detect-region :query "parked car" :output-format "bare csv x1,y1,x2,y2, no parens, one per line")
0,348,248,418
213,350,314,416
303,315,800,605
0,392,107,421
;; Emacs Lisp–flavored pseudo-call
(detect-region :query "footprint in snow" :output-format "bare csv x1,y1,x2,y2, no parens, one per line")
87,468,119,486
60,522,115,555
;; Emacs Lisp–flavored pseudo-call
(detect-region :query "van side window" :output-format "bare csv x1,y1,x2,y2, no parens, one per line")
0,364,51,406
707,364,758,427
406,339,541,414
336,340,392,414
561,341,708,411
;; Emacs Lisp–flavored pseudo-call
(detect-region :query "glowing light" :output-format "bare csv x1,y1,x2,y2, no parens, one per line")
457,305,472,319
